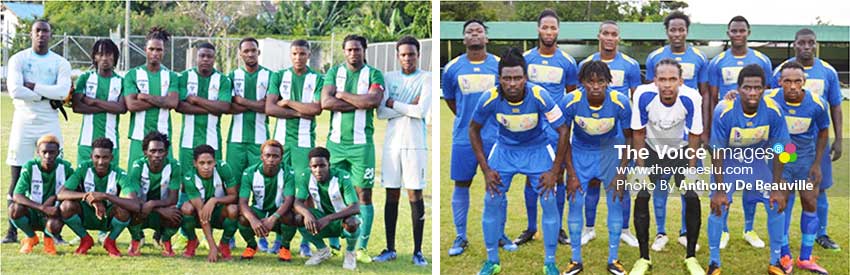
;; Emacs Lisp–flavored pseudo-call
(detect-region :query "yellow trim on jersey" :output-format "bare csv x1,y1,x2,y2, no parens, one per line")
786,101,801,107
444,56,461,71
719,99,735,119
560,50,575,63
532,86,547,107
508,99,524,106
609,91,625,109
820,59,837,73
763,97,783,117
622,53,639,66
811,92,826,110
470,60,485,65
766,88,781,98
565,90,582,107
692,47,707,62
648,47,664,60
494,56,501,61
482,88,500,107
589,104,603,111
582,55,594,64
523,49,533,57
743,111,758,118
753,50,769,63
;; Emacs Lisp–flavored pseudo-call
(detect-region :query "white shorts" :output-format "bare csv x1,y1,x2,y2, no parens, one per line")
7,112,63,166
381,149,427,190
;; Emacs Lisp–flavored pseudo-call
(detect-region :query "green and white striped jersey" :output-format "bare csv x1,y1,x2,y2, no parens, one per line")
178,68,232,151
123,66,179,141
127,157,182,202
75,71,123,147
64,160,135,200
238,162,296,212
228,66,272,145
295,167,356,215
268,67,323,148
323,63,384,145
13,158,74,204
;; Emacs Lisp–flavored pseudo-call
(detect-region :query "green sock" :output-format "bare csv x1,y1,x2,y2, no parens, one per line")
11,216,36,238
221,218,238,243
238,222,257,248
280,225,296,250
161,227,178,242
329,237,340,249
63,214,88,238
357,204,374,250
181,215,197,240
299,227,326,249
128,224,143,241
43,230,55,239
109,217,129,240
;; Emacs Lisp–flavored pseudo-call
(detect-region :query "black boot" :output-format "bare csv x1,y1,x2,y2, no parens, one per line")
1,221,18,244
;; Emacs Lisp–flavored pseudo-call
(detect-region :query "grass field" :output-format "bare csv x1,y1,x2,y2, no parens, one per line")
439,102,850,274
0,93,432,274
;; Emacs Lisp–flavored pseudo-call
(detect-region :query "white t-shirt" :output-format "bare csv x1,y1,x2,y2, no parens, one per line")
377,70,431,150
631,83,703,152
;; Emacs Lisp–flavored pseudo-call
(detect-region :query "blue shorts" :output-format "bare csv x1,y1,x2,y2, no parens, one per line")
819,150,833,190
572,148,620,190
450,142,494,181
783,154,816,183
489,143,555,177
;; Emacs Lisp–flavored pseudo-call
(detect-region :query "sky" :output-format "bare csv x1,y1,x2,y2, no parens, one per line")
685,0,850,26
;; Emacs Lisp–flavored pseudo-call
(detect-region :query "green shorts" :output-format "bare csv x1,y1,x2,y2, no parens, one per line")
283,145,312,188
135,207,179,229
128,139,172,169
179,147,222,172
78,145,119,168
226,142,262,176
327,142,375,188
17,207,48,230
80,202,114,231
248,206,296,233
305,208,359,239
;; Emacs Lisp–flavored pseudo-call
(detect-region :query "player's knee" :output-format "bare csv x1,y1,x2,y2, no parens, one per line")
343,217,359,232
9,203,25,219
357,188,372,204
113,207,130,222
800,192,818,212
280,211,295,226
237,215,250,226
225,204,239,219
180,203,194,216
46,218,63,234
408,190,422,202
60,200,79,218
454,180,472,188
385,188,401,203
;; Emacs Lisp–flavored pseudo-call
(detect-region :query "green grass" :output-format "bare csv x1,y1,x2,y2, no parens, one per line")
0,93,432,274
439,102,850,274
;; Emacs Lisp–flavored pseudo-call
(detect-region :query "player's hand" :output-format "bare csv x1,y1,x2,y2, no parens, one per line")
137,93,151,101
710,192,729,217
207,245,219,262
277,99,290,107
769,190,788,213
141,201,156,217
91,192,108,202
83,192,95,204
608,173,627,202
723,89,739,101
261,216,277,232
93,202,107,220
537,170,558,200
316,216,330,232
335,91,345,99
41,205,59,217
158,207,182,225
483,169,502,197
24,82,35,90
385,98,395,108
303,214,319,235
200,201,215,224
187,95,200,105
249,218,269,237
808,164,823,186
831,140,843,161
566,175,581,201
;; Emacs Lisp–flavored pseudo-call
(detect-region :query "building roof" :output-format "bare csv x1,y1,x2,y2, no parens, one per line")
3,2,44,20
441,21,850,43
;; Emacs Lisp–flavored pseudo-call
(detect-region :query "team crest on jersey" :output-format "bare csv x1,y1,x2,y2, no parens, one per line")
737,61,743,65
497,113,538,132
730,126,769,147
138,80,148,91
473,67,480,72
542,60,549,65
234,79,244,97
575,116,615,135
591,113,599,118
86,83,97,98
789,109,796,115
187,81,198,96
785,116,812,135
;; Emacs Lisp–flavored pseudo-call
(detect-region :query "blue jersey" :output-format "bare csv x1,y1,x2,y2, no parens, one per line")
472,84,565,148
442,53,500,145
579,52,642,96
523,47,578,104
771,57,842,107
765,88,830,158
562,88,631,151
645,45,709,89
707,48,773,99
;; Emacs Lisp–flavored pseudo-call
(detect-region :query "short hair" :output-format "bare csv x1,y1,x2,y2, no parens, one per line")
291,39,310,50
463,19,487,33
795,28,816,41
142,131,170,151
196,42,216,51
239,37,258,49
654,58,682,77
537,9,559,25
578,60,613,83
779,61,805,75
664,11,690,30
728,15,750,29
737,64,765,86
308,147,331,161
342,34,367,50
146,27,171,43
193,144,215,160
396,35,420,52
599,20,618,32
36,134,60,148
91,39,120,68
260,139,283,155
32,19,51,29
498,47,527,76
92,138,114,151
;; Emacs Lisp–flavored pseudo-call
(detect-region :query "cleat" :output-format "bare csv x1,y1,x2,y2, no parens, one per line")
477,261,501,275
75,235,94,255
305,247,331,265
544,262,560,275
171,234,187,250
53,234,67,246
161,241,175,257
97,231,107,244
229,238,235,249
219,241,232,261
241,246,257,260
559,229,570,245
499,235,518,252
412,251,428,266
780,255,793,274
372,249,397,262
448,236,468,256
768,261,786,275
677,234,700,251
581,227,596,246
608,260,627,275
299,243,312,257
796,256,828,275
651,234,668,251
719,232,729,249
103,237,122,258
269,239,282,254
128,240,142,256
629,258,651,275
69,236,81,245
816,235,841,251
1,229,18,244
258,237,269,253
683,257,704,275
343,250,357,270
182,239,199,258
277,246,292,262
743,230,765,248
621,231,639,247
19,235,39,254
706,262,721,275
563,261,583,275
356,249,373,263
43,236,56,255
513,230,536,245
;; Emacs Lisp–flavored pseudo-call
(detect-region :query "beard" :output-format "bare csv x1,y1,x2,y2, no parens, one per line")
540,37,557,47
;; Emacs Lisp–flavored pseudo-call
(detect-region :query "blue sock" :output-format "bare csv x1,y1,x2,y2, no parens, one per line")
782,193,796,257
540,188,559,264
722,206,730,233
606,191,624,263
622,194,631,229
679,194,688,236
569,189,586,263
483,191,506,264
452,186,470,239
524,183,538,232
743,191,758,232
653,189,668,235
816,191,828,236
556,183,566,230
800,211,818,260
707,198,726,266
585,185,600,227
766,199,786,265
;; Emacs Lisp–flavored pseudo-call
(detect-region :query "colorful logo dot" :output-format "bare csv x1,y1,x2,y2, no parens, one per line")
779,152,791,163
776,143,798,163
772,143,784,153
784,143,796,154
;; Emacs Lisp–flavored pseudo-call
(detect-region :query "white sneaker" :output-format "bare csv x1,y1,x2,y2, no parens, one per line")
719,232,729,249
580,227,596,246
743,231,765,248
677,235,700,251
306,247,332,266
651,234,668,251
621,230,639,247
343,250,357,270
